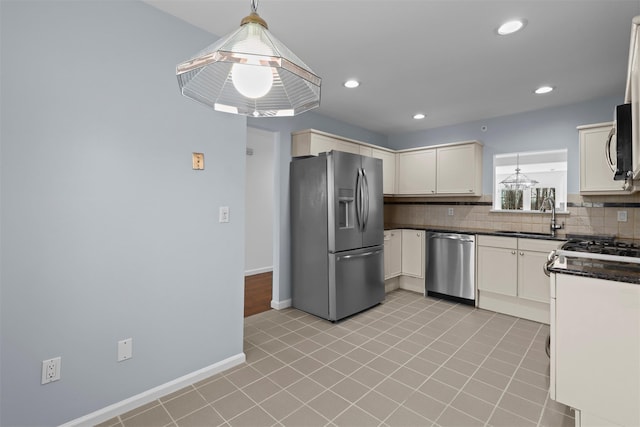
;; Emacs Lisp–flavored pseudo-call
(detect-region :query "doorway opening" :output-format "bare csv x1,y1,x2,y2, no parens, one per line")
244,127,277,317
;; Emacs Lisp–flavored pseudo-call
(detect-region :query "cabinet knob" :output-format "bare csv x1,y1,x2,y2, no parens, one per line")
511,250,516,255
468,189,473,192
519,252,524,256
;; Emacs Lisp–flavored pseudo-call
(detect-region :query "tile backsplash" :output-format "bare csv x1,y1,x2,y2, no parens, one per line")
384,193,640,240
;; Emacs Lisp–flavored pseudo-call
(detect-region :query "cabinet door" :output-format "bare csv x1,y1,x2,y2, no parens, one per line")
436,144,479,195
517,250,551,303
397,150,436,195
477,245,517,296
554,274,640,426
579,124,626,194
401,230,425,278
359,146,373,157
292,130,362,157
372,148,396,195
311,134,360,155
384,230,402,279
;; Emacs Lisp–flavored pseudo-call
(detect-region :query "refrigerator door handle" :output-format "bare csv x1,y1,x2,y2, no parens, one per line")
355,169,362,229
337,248,383,261
362,168,370,230
355,168,363,230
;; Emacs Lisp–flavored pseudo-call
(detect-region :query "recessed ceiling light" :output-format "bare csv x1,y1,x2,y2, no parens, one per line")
413,113,426,120
344,80,360,89
534,85,554,94
497,19,527,35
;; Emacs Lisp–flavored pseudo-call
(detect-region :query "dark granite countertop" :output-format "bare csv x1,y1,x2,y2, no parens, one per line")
548,258,640,284
386,225,640,283
384,224,566,241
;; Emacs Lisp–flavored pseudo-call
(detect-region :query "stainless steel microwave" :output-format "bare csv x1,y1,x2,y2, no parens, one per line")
607,103,632,181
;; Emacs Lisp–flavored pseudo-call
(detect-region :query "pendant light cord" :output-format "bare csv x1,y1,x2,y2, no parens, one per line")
251,0,258,13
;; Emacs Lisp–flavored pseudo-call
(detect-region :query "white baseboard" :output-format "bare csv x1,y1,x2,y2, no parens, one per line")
60,353,246,427
271,299,291,310
244,267,273,276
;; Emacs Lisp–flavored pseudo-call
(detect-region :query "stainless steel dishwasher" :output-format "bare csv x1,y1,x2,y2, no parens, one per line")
425,231,475,304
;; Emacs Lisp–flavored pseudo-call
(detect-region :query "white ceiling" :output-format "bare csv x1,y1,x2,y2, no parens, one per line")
144,0,640,136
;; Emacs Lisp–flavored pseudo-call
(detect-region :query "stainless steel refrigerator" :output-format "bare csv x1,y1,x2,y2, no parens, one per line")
290,151,384,321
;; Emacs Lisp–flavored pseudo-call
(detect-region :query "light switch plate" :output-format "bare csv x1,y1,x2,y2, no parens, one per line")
118,338,132,362
219,206,230,223
192,153,204,170
617,210,628,222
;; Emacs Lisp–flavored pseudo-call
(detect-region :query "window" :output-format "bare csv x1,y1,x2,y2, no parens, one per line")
493,149,568,212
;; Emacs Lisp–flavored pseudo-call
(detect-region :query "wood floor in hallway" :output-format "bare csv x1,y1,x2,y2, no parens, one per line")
244,271,272,317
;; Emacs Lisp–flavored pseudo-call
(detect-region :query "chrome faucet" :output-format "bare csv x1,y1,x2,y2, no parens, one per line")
540,196,563,236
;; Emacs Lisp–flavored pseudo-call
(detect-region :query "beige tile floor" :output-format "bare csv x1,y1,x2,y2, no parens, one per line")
98,290,573,426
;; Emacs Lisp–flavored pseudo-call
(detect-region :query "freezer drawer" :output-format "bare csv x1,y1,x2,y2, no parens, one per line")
329,246,384,321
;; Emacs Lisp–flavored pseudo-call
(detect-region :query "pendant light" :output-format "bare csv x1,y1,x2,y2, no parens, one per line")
176,0,321,117
500,154,539,190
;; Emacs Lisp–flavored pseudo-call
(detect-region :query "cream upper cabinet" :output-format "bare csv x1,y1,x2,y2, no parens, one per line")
436,143,483,195
579,122,628,194
477,235,563,324
397,149,436,195
401,229,425,278
291,130,360,157
291,129,482,197
396,141,482,196
372,148,397,195
359,146,373,157
383,230,402,280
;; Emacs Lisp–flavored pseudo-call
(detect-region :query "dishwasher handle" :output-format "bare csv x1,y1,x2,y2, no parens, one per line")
430,234,475,243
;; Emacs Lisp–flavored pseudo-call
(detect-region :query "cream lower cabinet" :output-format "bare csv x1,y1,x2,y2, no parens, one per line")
551,273,640,427
398,230,425,294
384,229,426,294
477,238,518,297
401,230,425,278
383,230,402,279
477,235,562,323
578,122,629,194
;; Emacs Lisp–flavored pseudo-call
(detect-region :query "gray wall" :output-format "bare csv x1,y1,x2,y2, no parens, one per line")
387,95,623,194
247,114,387,304
1,1,246,425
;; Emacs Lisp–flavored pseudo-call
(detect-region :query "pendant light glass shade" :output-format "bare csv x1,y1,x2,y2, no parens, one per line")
176,2,321,117
500,155,539,189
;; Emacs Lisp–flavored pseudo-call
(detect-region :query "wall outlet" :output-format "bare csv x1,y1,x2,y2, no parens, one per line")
219,206,230,223
617,210,628,222
41,357,61,384
118,338,133,362
448,208,454,216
